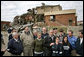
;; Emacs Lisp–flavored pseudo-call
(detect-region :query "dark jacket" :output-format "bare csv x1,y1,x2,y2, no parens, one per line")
52,43,63,56
76,38,83,56
58,34,65,43
41,33,49,39
62,42,71,56
43,35,56,56
7,38,23,55
44,35,56,50
7,28,13,33
33,35,37,40
8,34,13,40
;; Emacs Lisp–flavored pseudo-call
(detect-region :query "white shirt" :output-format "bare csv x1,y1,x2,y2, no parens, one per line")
37,38,41,41
80,38,83,45
14,38,18,42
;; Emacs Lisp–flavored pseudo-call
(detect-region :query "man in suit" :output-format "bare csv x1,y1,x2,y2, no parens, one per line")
41,27,49,56
41,27,49,39
44,29,56,56
76,30,83,56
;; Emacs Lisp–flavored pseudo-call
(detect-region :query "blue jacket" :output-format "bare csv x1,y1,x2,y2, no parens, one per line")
8,38,23,55
67,35,77,49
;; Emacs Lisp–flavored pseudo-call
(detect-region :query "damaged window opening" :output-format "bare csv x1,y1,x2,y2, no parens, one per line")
69,19,73,26
50,15,55,21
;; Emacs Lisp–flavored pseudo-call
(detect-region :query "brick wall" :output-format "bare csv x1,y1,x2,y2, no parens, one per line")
44,13,77,26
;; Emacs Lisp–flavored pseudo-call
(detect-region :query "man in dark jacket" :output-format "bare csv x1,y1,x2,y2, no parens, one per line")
76,30,83,56
44,30,56,56
58,29,66,44
7,32,23,56
41,27,49,56
53,28,58,37
41,27,49,39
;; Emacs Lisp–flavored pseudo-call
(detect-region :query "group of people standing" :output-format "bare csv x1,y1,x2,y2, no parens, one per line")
1,26,83,56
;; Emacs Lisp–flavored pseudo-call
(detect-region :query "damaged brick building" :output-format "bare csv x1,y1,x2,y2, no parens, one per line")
13,3,77,26
35,3,77,26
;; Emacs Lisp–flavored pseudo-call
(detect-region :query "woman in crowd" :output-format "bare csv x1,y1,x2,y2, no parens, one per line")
62,35,71,56
52,36,63,56
33,32,44,56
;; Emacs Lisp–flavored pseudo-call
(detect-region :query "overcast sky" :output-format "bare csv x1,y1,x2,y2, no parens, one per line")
1,1,83,22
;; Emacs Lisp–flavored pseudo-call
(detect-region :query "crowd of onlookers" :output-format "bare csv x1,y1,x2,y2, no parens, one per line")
1,26,83,56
